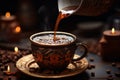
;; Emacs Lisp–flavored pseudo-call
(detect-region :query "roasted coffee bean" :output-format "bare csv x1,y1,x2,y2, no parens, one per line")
17,54,22,58
107,77,113,80
0,66,5,71
4,59,10,64
0,76,3,80
0,63,2,66
117,66,120,69
89,58,94,62
14,56,18,60
115,72,120,77
8,77,11,80
0,59,1,62
2,55,7,59
108,75,113,77
106,69,111,74
91,64,95,68
22,51,28,55
87,65,92,70
7,55,12,60
111,63,116,67
91,72,95,77
29,68,37,72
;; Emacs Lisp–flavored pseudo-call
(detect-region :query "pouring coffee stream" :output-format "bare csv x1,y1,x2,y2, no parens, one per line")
53,11,69,41
53,0,114,41
53,0,84,41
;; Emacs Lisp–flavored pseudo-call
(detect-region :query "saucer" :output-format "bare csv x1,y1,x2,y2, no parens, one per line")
16,54,88,78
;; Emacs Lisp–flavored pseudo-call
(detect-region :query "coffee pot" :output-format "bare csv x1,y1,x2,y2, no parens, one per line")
58,0,114,16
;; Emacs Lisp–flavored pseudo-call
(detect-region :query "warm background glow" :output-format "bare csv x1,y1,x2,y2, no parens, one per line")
5,12,10,18
14,26,21,33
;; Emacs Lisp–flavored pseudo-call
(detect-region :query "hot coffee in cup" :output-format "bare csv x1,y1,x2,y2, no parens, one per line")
30,31,87,71
32,34,74,45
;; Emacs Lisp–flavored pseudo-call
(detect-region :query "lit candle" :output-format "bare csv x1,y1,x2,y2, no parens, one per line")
1,12,16,21
7,65,10,73
111,27,115,34
100,28,120,59
14,26,21,33
14,47,19,54
103,28,120,37
3,65,11,75
14,46,23,58
6,12,10,18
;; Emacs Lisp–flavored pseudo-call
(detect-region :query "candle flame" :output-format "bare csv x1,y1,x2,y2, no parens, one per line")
5,12,10,18
14,26,21,33
7,65,10,73
112,28,115,34
14,47,19,53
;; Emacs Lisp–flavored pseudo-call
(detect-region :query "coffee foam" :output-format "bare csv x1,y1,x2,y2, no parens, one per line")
33,34,74,45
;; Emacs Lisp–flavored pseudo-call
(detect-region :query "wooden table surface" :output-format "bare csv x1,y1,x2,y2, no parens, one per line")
0,28,120,80
0,48,120,80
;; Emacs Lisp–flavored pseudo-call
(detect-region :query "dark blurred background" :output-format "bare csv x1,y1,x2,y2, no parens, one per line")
0,0,120,32
0,0,58,31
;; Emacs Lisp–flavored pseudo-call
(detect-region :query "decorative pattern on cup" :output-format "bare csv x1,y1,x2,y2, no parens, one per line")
32,45,76,71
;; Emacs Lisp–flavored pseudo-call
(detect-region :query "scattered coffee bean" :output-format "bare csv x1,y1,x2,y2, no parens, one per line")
91,72,95,77
17,54,22,58
12,56,18,63
14,56,18,60
3,59,9,64
0,76,3,80
87,65,92,70
0,66,5,71
108,75,113,77
107,76,113,80
112,63,116,67
29,68,38,72
0,53,2,56
91,64,95,68
2,55,7,59
4,65,9,70
106,69,111,74
0,63,2,66
115,72,120,77
89,58,94,62
7,55,12,60
2,60,7,64
0,59,1,62
117,66,120,69
22,52,27,55
0,50,6,54
8,77,11,80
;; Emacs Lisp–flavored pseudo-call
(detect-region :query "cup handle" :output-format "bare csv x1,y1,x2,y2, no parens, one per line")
72,43,88,61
